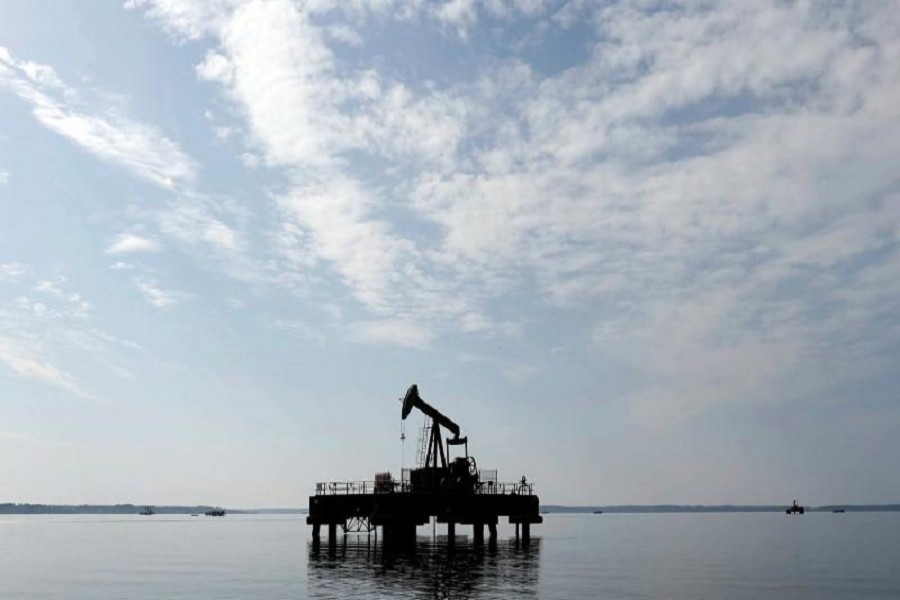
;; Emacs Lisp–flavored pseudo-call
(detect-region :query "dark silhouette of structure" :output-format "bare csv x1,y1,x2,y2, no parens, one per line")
308,384,542,548
786,499,805,515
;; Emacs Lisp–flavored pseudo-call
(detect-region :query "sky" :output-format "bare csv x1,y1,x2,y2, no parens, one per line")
0,1,898,508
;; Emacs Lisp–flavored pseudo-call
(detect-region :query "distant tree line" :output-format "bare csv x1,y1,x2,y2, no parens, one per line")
540,504,900,514
0,503,221,514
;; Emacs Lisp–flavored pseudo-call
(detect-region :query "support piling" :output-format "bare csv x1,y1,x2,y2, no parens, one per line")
473,522,484,546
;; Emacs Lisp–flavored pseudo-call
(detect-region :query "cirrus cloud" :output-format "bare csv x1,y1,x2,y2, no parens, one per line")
105,233,161,255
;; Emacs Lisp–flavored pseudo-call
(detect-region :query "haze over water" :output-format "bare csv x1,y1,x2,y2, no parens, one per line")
2,513,898,599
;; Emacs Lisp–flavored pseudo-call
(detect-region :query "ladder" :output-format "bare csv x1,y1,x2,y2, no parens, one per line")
416,417,431,468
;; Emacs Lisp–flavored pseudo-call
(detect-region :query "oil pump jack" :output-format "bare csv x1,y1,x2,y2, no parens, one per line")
402,384,479,494
308,383,541,548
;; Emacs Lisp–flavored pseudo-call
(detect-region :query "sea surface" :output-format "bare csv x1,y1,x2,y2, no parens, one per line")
1,512,898,599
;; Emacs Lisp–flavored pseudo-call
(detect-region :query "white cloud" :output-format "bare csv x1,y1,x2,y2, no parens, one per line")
154,196,268,287
276,178,413,311
134,0,478,341
0,46,196,189
430,0,547,35
105,233,161,255
135,279,184,310
210,2,341,169
201,220,237,250
0,271,139,401
131,0,900,405
0,169,9,184
213,125,237,141
196,51,233,84
1,47,269,305
33,278,92,317
0,263,28,281
0,337,91,399
159,199,240,253
434,0,477,34
408,3,900,420
124,0,230,40
239,152,260,168
325,25,362,47
109,261,135,271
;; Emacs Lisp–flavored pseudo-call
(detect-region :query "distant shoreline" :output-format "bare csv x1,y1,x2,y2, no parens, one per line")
541,504,900,514
0,503,307,515
3,502,898,515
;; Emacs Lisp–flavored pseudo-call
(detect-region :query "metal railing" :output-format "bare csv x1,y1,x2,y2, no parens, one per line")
476,480,534,496
314,479,534,496
315,481,409,495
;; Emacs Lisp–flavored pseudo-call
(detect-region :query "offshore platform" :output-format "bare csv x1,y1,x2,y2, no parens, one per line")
308,384,542,547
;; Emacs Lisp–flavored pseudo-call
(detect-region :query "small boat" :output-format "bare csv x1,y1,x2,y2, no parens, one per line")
205,508,226,517
190,514,199,517
593,510,603,514
139,506,155,516
832,509,846,513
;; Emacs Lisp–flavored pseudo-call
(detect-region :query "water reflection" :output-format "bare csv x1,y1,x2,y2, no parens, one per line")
308,536,541,599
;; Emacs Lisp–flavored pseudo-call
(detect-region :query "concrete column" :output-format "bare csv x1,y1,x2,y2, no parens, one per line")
488,523,497,542
382,522,395,546
328,523,337,547
312,523,321,551
447,521,456,546
383,521,416,548
522,522,530,544
405,522,417,547
515,522,520,541
473,523,484,546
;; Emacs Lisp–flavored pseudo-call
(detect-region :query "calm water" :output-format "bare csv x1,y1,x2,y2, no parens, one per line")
1,512,898,598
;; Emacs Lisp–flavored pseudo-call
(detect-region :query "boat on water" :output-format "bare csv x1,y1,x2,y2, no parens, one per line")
139,506,154,516
593,510,603,514
832,509,846,513
205,508,226,517
785,500,805,515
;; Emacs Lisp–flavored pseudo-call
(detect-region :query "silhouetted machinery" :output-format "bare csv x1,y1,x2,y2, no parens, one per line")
402,384,479,494
308,383,541,547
